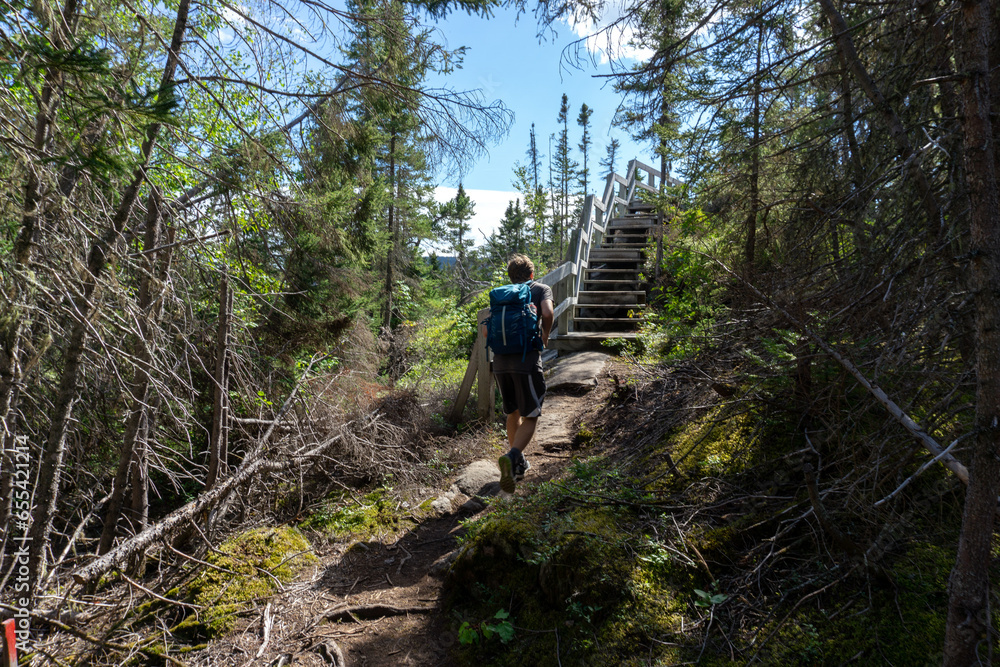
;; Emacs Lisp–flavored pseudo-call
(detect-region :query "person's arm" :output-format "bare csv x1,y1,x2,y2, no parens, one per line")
539,298,554,347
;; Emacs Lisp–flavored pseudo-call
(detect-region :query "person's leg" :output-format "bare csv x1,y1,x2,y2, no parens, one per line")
510,416,537,454
506,410,521,448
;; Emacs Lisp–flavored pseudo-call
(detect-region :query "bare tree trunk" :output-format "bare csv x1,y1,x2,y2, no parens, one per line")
206,273,232,490
97,188,168,554
0,0,81,536
745,19,763,271
383,133,397,331
943,1,1000,663
27,0,191,597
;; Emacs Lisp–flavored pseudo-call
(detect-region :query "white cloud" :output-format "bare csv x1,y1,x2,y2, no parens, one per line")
434,186,522,250
564,10,655,65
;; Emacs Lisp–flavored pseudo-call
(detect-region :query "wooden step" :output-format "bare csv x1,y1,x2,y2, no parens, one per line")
597,242,647,250
577,291,646,305
588,249,642,261
573,308,644,321
607,217,658,227
584,267,640,274
555,331,640,340
582,280,642,290
602,233,649,242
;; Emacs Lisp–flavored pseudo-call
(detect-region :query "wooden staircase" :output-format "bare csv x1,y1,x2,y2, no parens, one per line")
450,159,680,422
539,161,681,351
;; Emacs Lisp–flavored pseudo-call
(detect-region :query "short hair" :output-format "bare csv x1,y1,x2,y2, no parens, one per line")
507,254,534,283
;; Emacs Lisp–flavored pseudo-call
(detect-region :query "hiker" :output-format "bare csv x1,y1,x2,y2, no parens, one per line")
482,254,554,493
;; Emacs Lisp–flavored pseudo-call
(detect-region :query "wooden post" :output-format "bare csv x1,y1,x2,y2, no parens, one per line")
475,308,493,422
448,346,478,424
2,618,16,667
655,212,664,282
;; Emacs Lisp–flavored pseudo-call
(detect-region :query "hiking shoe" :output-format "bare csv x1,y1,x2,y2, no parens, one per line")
498,454,516,493
514,456,531,482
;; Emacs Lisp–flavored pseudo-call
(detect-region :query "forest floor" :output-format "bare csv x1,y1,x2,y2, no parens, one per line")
195,352,614,667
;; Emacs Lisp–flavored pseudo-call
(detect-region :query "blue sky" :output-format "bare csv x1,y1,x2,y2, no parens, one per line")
424,5,656,243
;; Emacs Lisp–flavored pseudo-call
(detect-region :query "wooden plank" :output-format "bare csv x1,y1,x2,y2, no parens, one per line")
539,261,575,286
448,346,479,424
552,296,575,320
475,307,494,422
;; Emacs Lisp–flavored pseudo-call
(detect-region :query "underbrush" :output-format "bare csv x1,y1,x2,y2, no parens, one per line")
444,355,990,665
398,290,490,394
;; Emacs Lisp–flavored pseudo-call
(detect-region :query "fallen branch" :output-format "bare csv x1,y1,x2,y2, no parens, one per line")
324,604,434,623
253,603,273,661
72,411,376,587
702,251,970,485
0,603,189,667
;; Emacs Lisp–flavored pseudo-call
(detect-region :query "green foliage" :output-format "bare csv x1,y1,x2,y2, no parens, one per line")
458,610,515,645
639,211,726,360
692,584,728,608
398,289,490,392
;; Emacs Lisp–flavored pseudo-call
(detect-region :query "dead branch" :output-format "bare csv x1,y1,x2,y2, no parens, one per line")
701,250,971,485
324,604,435,623
0,602,190,667
71,411,378,587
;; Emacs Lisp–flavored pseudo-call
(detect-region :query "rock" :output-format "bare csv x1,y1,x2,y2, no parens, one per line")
316,641,346,666
459,496,487,514
534,395,585,449
430,495,454,514
454,460,501,496
546,351,610,392
477,481,502,498
428,549,460,577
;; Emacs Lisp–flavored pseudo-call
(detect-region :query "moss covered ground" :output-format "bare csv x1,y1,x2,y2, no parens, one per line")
443,370,996,666
171,526,316,640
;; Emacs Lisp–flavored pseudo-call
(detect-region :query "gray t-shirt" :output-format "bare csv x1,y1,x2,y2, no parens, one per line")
492,281,553,374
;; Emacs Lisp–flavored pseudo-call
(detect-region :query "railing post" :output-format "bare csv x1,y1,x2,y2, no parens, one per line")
655,211,664,282
475,307,493,422
2,619,16,667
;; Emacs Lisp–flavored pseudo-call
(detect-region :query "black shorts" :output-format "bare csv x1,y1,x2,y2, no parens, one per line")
494,370,546,418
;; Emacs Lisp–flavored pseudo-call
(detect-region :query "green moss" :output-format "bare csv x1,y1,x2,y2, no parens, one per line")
595,560,688,665
299,488,401,539
173,526,315,639
575,424,599,447
749,542,954,665
448,457,708,667
669,407,757,476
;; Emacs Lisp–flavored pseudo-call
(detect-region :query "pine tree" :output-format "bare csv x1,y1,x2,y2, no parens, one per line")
555,94,579,259
487,198,528,264
515,125,549,256
441,183,476,300
600,137,621,182
577,103,594,195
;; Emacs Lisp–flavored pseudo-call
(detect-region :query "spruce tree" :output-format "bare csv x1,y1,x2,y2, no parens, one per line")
600,137,621,182
577,103,594,196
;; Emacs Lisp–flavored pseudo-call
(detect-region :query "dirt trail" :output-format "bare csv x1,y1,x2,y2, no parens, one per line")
201,352,610,667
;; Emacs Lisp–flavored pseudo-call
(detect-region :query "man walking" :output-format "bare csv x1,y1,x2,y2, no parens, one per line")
486,254,554,493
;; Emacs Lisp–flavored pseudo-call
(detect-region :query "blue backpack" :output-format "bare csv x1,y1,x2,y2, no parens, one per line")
485,282,541,360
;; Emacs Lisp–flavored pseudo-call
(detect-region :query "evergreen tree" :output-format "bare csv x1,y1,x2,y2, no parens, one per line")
487,198,528,265
600,137,621,182
527,123,543,192
514,124,549,256
440,183,476,299
577,103,594,195
554,94,579,259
